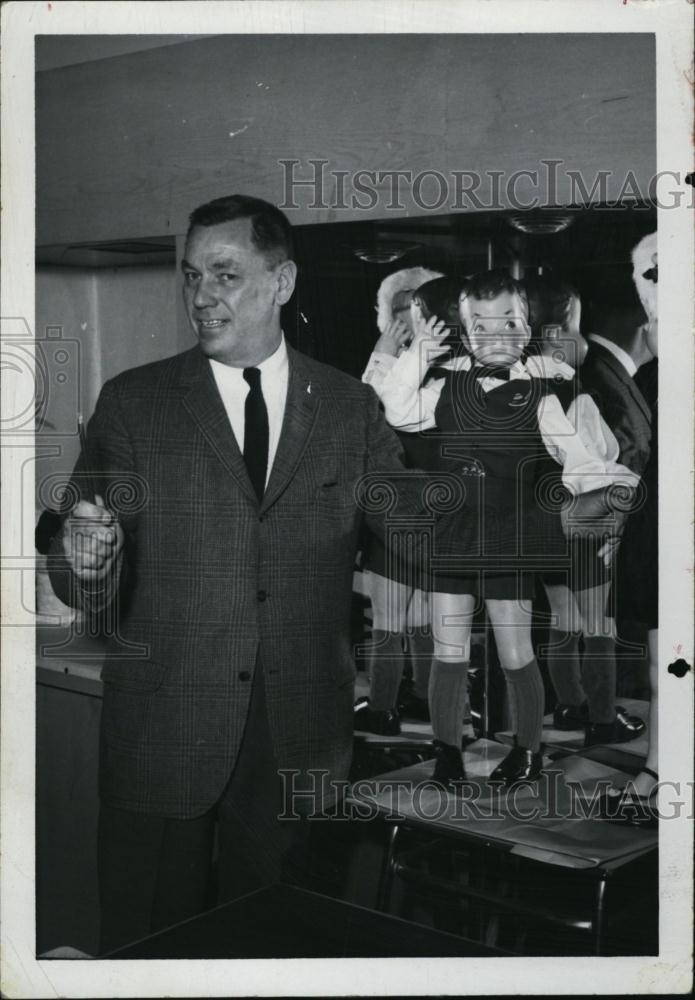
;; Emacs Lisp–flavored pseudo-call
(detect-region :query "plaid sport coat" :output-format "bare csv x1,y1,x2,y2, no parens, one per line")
67,344,425,819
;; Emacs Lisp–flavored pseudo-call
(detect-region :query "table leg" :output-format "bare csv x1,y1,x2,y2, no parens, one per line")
594,871,608,955
376,824,400,913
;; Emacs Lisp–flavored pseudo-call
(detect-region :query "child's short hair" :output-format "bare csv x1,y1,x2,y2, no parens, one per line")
413,276,464,328
525,274,580,338
459,269,529,322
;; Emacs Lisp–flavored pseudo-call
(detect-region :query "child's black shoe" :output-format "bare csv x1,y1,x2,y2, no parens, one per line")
432,740,467,791
490,746,543,786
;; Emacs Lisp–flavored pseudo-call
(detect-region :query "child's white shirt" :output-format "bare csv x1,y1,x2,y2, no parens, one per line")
362,343,640,497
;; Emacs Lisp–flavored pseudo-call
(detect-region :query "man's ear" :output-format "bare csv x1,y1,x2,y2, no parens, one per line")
275,260,297,305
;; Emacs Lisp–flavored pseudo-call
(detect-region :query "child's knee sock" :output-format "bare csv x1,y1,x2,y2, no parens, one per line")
368,630,405,711
581,635,616,725
428,658,469,747
546,628,584,706
408,626,433,700
506,682,519,734
502,659,545,753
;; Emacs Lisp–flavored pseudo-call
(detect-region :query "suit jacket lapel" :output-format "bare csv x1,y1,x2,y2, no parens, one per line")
591,342,652,425
625,370,652,425
178,347,258,504
262,346,320,512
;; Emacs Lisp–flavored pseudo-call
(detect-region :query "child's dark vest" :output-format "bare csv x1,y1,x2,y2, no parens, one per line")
432,367,574,565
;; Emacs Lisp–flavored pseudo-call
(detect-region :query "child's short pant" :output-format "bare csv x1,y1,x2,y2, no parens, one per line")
429,570,536,602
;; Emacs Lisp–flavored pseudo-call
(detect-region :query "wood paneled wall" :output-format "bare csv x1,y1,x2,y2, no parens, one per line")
37,33,655,245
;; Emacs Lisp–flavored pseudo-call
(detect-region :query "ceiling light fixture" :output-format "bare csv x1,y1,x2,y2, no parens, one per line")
349,241,422,264
508,211,574,236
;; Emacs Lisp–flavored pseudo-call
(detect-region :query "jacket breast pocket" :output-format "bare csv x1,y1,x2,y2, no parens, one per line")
316,480,357,511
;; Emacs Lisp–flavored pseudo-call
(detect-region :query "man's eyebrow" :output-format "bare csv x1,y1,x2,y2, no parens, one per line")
180,258,240,271
210,258,240,271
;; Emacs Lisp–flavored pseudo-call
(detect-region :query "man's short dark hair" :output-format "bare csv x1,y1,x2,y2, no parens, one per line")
187,194,294,266
525,274,580,337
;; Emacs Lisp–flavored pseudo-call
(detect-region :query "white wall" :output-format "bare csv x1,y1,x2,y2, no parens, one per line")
35,264,179,503
36,33,656,244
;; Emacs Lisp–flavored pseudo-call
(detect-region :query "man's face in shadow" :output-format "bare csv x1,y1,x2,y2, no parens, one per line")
182,217,296,368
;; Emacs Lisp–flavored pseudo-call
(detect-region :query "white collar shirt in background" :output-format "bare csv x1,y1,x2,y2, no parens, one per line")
587,333,638,377
209,335,289,486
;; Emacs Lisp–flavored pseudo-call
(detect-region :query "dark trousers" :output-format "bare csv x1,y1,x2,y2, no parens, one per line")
97,662,309,955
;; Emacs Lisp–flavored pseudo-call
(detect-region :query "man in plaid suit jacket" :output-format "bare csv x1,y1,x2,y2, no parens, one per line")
53,195,444,953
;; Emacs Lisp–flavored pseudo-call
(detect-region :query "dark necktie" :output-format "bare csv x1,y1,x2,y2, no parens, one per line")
243,367,269,501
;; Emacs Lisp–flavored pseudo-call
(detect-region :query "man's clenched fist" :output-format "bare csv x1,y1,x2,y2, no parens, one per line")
62,495,124,583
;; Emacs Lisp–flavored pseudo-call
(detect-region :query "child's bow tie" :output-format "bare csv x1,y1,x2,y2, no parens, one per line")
474,365,512,381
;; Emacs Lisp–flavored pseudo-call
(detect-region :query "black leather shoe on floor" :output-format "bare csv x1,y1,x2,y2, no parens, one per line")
353,700,401,736
584,712,645,747
432,740,467,790
489,746,543,787
553,701,590,730
615,706,643,731
553,702,629,731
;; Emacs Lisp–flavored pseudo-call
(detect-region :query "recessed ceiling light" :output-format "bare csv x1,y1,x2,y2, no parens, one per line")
348,241,422,263
508,212,574,235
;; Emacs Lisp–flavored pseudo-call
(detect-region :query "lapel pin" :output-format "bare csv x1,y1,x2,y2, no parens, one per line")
307,383,312,394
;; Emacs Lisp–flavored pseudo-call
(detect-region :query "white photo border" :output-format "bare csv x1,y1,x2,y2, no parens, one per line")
1,1,693,996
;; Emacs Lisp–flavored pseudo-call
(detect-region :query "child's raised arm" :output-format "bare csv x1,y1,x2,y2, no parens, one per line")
362,315,451,431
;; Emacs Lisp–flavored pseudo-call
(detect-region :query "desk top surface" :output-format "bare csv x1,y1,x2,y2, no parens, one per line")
346,741,658,872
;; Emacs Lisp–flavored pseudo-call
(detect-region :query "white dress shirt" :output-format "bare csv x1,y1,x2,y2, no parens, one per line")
209,336,289,487
362,343,639,496
587,333,638,377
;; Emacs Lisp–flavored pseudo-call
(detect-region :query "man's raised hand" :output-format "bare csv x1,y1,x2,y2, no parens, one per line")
62,494,124,583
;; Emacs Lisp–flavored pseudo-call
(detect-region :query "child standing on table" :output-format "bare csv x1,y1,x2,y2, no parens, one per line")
356,267,443,735
526,274,644,746
371,270,640,788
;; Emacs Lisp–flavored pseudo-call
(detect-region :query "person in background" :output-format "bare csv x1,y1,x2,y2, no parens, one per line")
605,231,659,823
371,270,641,788
525,274,588,731
525,272,588,367
361,272,484,758
356,266,443,735
525,274,636,741
570,265,653,747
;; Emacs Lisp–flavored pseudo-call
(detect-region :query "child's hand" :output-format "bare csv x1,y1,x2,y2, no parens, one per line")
410,314,450,358
374,318,411,357
597,534,621,568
